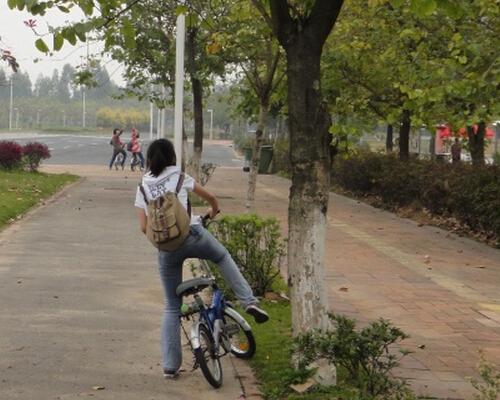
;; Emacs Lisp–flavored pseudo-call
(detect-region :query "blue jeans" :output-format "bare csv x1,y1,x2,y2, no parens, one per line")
158,224,257,371
109,149,126,168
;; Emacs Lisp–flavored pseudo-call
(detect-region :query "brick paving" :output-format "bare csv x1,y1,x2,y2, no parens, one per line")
206,166,500,400
41,163,500,399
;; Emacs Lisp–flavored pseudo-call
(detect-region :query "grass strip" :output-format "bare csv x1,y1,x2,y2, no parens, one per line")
0,169,78,229
246,300,357,400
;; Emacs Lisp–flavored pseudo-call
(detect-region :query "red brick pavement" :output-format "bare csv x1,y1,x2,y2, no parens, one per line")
207,166,500,400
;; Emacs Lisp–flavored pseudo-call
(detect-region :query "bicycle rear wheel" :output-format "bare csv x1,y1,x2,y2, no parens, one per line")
223,309,256,359
194,323,223,388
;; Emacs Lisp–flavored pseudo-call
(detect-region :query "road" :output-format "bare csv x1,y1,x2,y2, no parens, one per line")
1,132,242,168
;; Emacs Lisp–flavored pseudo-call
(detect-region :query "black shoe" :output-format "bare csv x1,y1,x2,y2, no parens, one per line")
245,304,269,323
163,369,180,379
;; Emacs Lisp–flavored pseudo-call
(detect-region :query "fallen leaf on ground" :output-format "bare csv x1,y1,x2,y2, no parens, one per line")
339,287,349,292
92,386,105,391
290,378,316,394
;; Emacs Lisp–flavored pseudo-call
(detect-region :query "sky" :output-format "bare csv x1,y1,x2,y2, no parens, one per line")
0,1,124,85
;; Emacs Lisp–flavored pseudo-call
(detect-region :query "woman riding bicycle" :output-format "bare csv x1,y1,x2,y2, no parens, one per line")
108,128,126,170
130,128,145,171
134,138,268,379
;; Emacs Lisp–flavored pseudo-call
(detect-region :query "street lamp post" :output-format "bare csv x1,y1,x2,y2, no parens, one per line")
494,122,499,161
9,78,13,131
14,107,19,129
207,109,213,140
173,2,186,167
36,109,41,127
82,89,86,128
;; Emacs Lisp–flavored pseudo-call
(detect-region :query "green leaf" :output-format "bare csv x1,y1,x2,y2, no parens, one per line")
79,0,94,16
175,5,188,15
16,0,25,11
53,33,64,51
35,38,49,53
62,28,77,46
57,5,70,13
389,0,404,7
121,18,136,49
438,0,465,19
7,0,16,9
410,0,436,16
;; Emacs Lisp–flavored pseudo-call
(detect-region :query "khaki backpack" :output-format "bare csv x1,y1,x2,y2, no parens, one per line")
139,173,191,252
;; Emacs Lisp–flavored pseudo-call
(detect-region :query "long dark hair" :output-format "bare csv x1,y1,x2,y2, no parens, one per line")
146,139,176,177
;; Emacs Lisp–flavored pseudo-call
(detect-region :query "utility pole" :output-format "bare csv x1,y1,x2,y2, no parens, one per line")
157,106,161,139
83,41,89,129
63,110,66,127
82,90,86,128
494,122,499,161
207,109,214,140
150,102,154,140
14,107,19,129
36,109,41,127
9,78,13,131
174,1,186,167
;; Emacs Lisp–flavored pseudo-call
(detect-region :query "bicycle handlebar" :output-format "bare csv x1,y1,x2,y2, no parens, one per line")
201,210,220,227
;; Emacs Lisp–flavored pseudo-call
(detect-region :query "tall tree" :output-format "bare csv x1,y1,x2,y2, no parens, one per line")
251,0,344,333
219,0,285,210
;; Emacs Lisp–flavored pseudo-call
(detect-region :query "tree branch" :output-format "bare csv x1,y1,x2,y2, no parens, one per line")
250,0,274,29
308,0,344,46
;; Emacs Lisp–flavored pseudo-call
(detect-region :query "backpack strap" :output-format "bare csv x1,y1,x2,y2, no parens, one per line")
139,184,149,205
175,172,185,194
175,172,192,217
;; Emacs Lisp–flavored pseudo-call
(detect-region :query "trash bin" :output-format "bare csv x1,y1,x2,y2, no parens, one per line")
243,147,252,172
258,145,273,174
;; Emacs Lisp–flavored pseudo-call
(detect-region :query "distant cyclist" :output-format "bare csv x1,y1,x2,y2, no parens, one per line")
130,128,145,171
109,128,126,170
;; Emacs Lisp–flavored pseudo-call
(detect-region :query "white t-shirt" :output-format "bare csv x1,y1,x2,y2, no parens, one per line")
134,166,200,225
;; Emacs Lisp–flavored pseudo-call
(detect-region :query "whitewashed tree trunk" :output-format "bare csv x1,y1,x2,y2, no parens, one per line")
288,195,331,332
190,148,202,183
246,102,268,210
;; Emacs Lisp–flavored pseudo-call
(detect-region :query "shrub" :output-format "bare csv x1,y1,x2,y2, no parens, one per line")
22,142,51,172
0,141,23,170
469,351,500,400
209,214,284,297
332,153,500,245
294,313,414,400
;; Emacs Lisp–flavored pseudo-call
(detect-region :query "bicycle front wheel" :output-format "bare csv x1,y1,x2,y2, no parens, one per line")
194,323,223,388
223,309,256,359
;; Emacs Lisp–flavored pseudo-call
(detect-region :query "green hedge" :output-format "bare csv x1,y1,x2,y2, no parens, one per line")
331,152,500,246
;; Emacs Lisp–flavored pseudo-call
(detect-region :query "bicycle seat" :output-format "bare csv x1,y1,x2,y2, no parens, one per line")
176,277,214,297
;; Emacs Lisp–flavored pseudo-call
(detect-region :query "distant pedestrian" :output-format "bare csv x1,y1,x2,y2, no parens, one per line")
451,138,461,164
130,128,145,171
109,128,126,170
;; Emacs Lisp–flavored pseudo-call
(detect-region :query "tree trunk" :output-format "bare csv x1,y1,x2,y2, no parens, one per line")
467,123,485,166
429,133,436,160
286,42,331,333
399,110,411,161
386,124,393,153
246,101,269,210
190,77,203,182
182,123,188,172
187,28,203,182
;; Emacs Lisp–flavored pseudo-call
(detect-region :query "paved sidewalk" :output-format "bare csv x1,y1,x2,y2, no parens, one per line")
203,167,499,399
0,166,259,400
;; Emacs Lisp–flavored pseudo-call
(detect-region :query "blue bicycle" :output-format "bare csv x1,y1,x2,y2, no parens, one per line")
176,216,256,388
